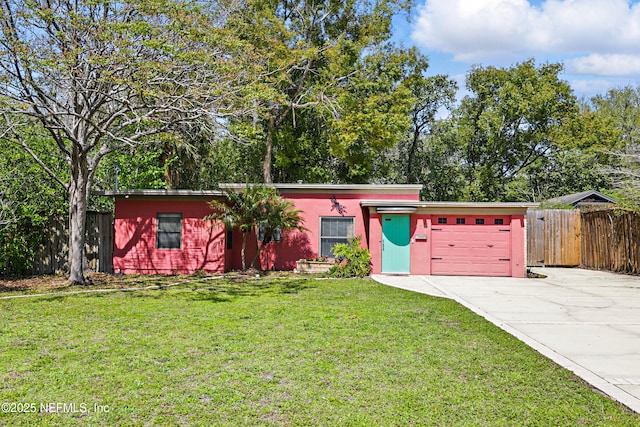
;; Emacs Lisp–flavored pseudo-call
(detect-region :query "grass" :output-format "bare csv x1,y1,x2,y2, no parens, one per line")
0,275,638,426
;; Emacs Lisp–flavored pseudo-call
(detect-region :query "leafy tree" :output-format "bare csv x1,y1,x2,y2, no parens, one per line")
590,85,640,201
604,143,640,200
205,186,306,270
592,85,640,147
399,73,458,183
374,72,459,198
451,60,578,201
553,104,621,153
225,0,420,183
94,145,166,192
503,150,613,202
0,129,67,275
325,46,420,182
270,109,336,183
413,125,466,201
0,0,249,283
498,99,618,201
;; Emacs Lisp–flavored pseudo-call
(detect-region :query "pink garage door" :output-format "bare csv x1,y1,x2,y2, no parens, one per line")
431,215,511,276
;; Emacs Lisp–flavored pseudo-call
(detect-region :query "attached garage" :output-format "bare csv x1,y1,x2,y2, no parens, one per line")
363,201,536,278
430,215,511,277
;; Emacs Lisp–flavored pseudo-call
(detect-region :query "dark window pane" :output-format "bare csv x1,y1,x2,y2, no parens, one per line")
157,214,182,232
476,218,485,225
321,217,353,237
438,218,447,224
494,218,504,225
158,232,181,249
321,238,348,258
157,213,182,249
226,229,233,250
456,218,465,224
320,217,354,257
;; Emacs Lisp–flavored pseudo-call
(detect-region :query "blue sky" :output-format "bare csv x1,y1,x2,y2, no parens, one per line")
393,0,640,100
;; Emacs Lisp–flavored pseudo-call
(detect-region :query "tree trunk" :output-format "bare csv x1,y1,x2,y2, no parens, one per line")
241,233,247,270
68,159,91,285
263,114,274,183
162,143,180,189
250,242,265,270
406,125,420,182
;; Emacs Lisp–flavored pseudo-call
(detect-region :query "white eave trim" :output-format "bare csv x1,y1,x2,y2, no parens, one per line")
98,189,225,198
219,183,423,194
361,201,538,208
376,207,418,213
361,200,539,213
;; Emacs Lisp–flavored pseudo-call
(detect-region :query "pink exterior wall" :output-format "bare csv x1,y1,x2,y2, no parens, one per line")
113,190,418,274
110,189,527,277
368,212,527,278
251,191,417,271
510,215,526,278
368,214,383,275
113,199,226,274
410,214,432,275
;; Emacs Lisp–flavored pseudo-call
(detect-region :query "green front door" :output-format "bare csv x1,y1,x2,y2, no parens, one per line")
382,214,411,273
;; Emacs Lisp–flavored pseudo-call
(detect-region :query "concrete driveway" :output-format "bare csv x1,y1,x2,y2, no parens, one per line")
372,268,640,413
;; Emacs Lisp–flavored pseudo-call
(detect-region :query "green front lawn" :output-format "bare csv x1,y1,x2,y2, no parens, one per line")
0,276,638,426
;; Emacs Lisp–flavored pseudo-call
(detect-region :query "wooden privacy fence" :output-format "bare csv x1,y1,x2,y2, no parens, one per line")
581,210,640,274
526,209,581,267
30,212,113,275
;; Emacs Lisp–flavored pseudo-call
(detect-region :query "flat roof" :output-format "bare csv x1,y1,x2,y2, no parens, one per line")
98,189,225,198
98,184,423,198
361,200,538,213
218,183,423,194
361,201,538,208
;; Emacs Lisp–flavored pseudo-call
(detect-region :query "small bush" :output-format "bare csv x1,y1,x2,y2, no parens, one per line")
0,215,48,277
329,236,371,278
305,256,328,262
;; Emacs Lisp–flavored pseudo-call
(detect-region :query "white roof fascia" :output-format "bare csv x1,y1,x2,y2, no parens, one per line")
219,183,423,195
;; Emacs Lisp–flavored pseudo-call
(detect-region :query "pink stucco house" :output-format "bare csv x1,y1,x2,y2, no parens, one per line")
108,184,534,277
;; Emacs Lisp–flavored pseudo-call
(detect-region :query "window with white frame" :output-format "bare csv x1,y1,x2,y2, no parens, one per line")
157,213,182,249
320,217,355,258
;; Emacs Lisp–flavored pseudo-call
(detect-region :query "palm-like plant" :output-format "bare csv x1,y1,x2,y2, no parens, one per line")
205,186,306,270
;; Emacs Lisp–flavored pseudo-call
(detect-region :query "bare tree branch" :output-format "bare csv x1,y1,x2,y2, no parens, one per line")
0,0,249,282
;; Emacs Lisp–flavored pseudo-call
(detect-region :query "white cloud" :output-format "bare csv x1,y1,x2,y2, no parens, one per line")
568,78,620,98
412,0,640,75
568,54,640,76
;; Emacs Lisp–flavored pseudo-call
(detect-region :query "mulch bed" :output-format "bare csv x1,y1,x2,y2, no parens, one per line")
0,273,142,293
0,270,298,294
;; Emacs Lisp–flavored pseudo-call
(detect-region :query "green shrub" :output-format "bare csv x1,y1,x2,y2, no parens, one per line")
0,213,50,277
329,235,371,278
